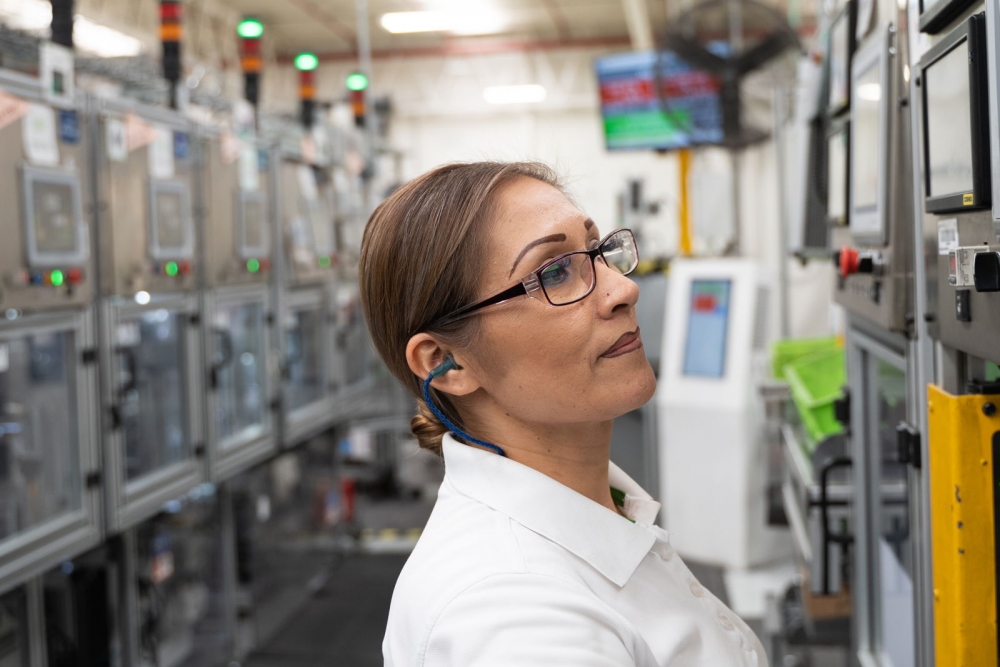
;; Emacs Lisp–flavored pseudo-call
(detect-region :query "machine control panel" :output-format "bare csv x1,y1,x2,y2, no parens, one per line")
278,154,339,286
96,102,199,297
0,76,95,312
202,131,274,288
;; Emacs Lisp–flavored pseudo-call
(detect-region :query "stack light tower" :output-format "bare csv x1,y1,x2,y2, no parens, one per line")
238,17,265,111
346,71,368,128
160,0,183,108
295,52,319,128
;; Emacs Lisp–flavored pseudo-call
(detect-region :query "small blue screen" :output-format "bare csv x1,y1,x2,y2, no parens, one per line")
682,279,732,379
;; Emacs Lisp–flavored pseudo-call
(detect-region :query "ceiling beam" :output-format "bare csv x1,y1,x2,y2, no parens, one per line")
621,0,654,51
541,0,572,39
286,0,356,47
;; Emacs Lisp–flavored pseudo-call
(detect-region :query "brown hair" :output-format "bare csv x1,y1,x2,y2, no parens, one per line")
359,161,561,455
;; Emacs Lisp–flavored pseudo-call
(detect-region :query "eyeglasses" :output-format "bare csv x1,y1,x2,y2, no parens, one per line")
431,228,639,327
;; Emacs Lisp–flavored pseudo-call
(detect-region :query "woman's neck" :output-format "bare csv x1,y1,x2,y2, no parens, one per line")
466,413,618,514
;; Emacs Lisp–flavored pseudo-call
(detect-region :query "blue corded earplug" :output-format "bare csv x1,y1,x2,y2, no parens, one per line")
423,355,506,457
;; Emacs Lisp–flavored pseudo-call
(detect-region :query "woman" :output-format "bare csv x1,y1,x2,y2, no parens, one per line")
359,162,767,666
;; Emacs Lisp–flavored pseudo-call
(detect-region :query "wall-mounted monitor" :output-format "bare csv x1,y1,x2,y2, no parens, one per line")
237,191,270,259
148,180,194,260
919,13,990,214
919,0,977,35
682,279,732,379
828,118,850,226
849,28,890,243
595,50,724,151
827,1,856,117
22,166,88,267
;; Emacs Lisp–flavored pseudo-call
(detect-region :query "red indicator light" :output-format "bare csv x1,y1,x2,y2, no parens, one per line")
179,260,191,275
67,267,84,284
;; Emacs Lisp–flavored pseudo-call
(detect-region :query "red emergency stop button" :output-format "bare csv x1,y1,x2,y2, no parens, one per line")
67,267,84,284
838,246,859,278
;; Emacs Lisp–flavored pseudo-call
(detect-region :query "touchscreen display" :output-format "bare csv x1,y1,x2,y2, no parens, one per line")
682,280,731,379
829,14,850,111
852,63,881,211
308,200,334,256
242,195,267,252
828,127,848,223
31,179,78,254
925,40,974,197
154,188,188,251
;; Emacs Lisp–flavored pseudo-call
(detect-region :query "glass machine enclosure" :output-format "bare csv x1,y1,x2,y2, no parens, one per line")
280,289,332,446
847,327,919,667
0,70,102,593
199,131,278,481
95,98,205,533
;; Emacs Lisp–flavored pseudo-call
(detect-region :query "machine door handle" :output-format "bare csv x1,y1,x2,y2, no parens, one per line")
115,346,138,396
209,328,234,390
818,456,853,596
896,422,922,469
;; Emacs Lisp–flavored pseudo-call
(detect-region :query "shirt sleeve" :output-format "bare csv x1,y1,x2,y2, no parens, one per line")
420,573,638,667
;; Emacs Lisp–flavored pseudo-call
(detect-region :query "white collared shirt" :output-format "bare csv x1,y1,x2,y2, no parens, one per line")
383,434,768,667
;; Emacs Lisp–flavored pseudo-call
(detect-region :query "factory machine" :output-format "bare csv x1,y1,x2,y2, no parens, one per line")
0,68,102,593
908,0,1000,662
274,128,340,445
197,128,279,481
92,97,205,533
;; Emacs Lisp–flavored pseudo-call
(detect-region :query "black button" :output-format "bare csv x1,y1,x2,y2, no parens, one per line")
973,252,1000,292
956,289,972,322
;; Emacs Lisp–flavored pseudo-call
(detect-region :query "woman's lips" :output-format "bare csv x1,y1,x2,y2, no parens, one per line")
601,329,642,358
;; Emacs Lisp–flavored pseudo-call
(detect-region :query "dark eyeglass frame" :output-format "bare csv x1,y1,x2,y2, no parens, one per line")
429,228,638,329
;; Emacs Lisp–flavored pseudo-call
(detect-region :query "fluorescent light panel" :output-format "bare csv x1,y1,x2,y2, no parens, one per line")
380,10,505,35
483,84,546,105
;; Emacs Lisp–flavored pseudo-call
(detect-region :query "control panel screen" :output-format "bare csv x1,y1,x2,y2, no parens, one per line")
924,40,973,198
239,193,269,257
32,180,78,254
149,181,193,259
852,63,881,212
682,279,731,379
23,167,87,266
828,125,848,223
828,11,851,113
308,199,335,257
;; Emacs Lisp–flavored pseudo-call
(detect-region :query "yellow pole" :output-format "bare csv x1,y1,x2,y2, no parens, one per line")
678,148,693,257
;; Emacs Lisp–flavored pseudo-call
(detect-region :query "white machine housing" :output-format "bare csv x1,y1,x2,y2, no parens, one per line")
657,258,788,569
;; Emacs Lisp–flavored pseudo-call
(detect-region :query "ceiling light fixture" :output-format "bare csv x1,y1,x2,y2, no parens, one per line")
380,10,505,35
483,84,547,105
74,15,143,57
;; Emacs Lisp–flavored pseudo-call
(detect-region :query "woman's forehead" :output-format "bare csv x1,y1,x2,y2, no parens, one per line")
493,179,594,246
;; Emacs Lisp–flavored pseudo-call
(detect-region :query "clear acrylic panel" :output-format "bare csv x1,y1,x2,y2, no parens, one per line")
0,330,82,542
0,588,30,667
340,314,370,388
211,301,267,448
117,310,191,483
136,490,229,667
872,358,914,667
285,308,324,411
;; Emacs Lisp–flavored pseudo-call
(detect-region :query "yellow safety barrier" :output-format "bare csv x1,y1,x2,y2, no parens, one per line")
928,384,999,667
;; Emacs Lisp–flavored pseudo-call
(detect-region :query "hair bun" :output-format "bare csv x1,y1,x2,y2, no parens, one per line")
411,400,448,456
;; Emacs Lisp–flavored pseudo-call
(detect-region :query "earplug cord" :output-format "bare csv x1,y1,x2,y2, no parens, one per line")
423,358,506,457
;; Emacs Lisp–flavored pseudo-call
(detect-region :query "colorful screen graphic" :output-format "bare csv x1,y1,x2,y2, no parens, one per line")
595,50,724,151
683,279,732,379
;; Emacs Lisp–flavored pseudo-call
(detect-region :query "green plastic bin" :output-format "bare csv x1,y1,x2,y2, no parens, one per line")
771,336,840,380
783,347,846,444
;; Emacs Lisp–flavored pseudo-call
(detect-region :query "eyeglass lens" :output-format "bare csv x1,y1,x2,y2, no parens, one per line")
538,230,638,305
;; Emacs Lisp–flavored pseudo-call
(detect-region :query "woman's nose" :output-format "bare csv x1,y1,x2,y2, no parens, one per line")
595,260,639,317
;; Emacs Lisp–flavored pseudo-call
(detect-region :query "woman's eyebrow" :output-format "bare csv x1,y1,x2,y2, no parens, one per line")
509,234,567,278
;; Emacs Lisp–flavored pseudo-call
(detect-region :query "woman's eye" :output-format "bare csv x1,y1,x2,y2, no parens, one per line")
540,259,571,286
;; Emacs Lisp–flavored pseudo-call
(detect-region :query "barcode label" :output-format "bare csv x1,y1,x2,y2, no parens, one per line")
938,219,959,255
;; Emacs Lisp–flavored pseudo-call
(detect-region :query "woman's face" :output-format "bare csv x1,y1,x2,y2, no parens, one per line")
463,177,656,427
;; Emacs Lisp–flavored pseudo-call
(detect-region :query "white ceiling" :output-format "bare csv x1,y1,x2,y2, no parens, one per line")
215,0,670,58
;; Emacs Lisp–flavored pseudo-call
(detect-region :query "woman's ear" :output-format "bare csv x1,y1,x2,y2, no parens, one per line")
406,334,481,397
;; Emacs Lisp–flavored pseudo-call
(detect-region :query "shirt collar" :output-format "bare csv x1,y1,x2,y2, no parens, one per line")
441,434,660,587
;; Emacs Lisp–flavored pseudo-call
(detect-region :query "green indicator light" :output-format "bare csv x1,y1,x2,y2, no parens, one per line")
165,261,179,277
318,256,331,268
346,72,369,92
295,52,319,71
50,270,64,287
247,258,261,273
237,18,265,39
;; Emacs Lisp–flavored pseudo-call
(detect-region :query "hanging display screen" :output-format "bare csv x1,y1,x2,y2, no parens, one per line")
919,13,990,213
682,280,731,379
23,167,87,267
595,50,724,151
